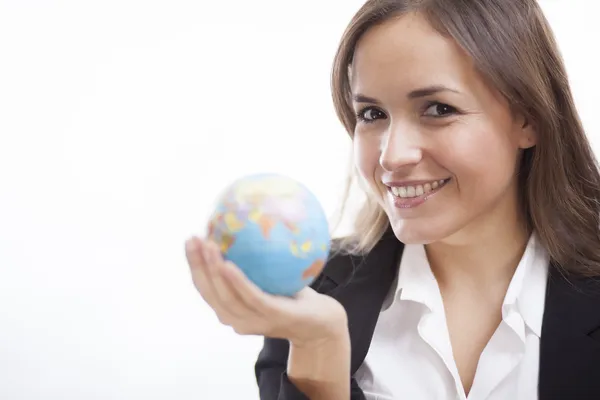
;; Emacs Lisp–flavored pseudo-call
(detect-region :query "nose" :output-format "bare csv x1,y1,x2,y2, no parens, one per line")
379,123,423,172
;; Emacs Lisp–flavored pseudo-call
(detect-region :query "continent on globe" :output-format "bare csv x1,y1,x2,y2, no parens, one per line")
207,212,243,253
302,259,325,280
231,176,306,238
290,240,313,258
206,173,331,296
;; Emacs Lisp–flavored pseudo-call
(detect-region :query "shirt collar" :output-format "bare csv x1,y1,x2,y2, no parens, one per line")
383,234,549,337
509,233,549,338
383,243,439,311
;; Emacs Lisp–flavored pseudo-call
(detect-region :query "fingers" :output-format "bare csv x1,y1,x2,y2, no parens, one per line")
217,261,280,335
185,237,216,304
219,260,277,315
201,241,249,320
185,238,237,322
185,237,262,327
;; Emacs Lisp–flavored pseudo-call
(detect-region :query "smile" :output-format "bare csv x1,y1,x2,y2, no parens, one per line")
386,178,451,208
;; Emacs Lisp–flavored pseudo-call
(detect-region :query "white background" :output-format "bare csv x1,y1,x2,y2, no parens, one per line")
0,1,598,399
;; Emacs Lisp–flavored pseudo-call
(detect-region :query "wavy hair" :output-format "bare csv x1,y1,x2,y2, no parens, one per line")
331,0,600,277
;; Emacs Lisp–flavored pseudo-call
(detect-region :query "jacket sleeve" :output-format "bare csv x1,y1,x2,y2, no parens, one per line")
254,275,366,400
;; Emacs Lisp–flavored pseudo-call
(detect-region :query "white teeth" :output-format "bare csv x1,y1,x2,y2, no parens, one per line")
389,179,448,198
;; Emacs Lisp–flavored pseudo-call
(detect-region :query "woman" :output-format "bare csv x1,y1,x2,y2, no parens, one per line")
185,0,600,399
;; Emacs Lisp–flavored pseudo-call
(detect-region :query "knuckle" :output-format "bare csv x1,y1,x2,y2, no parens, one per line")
232,325,250,335
232,317,270,335
232,323,259,336
216,313,233,326
191,278,208,298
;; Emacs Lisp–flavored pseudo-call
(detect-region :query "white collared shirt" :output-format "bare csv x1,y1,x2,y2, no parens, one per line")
355,234,549,400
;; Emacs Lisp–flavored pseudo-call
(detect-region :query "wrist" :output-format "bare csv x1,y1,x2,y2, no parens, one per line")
289,307,349,348
287,332,351,399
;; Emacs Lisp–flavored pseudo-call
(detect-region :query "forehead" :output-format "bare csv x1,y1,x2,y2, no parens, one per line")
351,13,477,94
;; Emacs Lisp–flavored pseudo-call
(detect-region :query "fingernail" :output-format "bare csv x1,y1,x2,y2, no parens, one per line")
186,238,196,252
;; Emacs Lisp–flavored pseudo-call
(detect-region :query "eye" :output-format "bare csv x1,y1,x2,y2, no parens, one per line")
423,102,457,117
356,107,387,123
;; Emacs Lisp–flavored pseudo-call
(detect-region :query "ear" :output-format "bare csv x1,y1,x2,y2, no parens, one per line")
516,116,537,149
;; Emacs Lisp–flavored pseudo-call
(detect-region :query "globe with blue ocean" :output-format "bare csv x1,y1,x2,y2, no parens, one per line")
206,173,331,296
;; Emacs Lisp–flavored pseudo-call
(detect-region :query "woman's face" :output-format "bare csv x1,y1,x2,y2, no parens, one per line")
351,13,536,245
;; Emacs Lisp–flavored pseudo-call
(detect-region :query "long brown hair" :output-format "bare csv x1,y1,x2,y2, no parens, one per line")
330,0,600,277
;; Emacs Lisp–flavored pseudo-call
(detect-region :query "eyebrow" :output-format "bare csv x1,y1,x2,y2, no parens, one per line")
352,85,461,104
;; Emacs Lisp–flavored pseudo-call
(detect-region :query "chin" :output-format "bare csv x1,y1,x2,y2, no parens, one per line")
389,217,456,245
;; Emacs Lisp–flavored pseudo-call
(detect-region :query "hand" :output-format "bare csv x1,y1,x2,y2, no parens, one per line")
185,236,348,346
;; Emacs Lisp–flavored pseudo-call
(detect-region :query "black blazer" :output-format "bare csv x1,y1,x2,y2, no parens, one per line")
255,230,600,399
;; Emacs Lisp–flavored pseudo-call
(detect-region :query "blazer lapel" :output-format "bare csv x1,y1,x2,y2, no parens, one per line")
322,229,403,374
539,265,600,399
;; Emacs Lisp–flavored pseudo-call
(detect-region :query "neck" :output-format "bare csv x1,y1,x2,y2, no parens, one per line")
425,198,530,292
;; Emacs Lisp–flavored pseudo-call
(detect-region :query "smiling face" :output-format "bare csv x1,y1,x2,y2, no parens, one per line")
351,12,536,245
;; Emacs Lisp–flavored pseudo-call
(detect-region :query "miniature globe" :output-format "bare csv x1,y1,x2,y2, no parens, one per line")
206,173,331,297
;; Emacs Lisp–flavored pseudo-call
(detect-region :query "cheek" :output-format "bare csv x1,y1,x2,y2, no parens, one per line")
444,129,520,194
353,135,382,183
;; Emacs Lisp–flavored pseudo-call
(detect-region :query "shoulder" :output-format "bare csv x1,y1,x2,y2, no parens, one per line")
314,229,403,294
547,266,600,302
547,266,600,308
543,265,600,342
